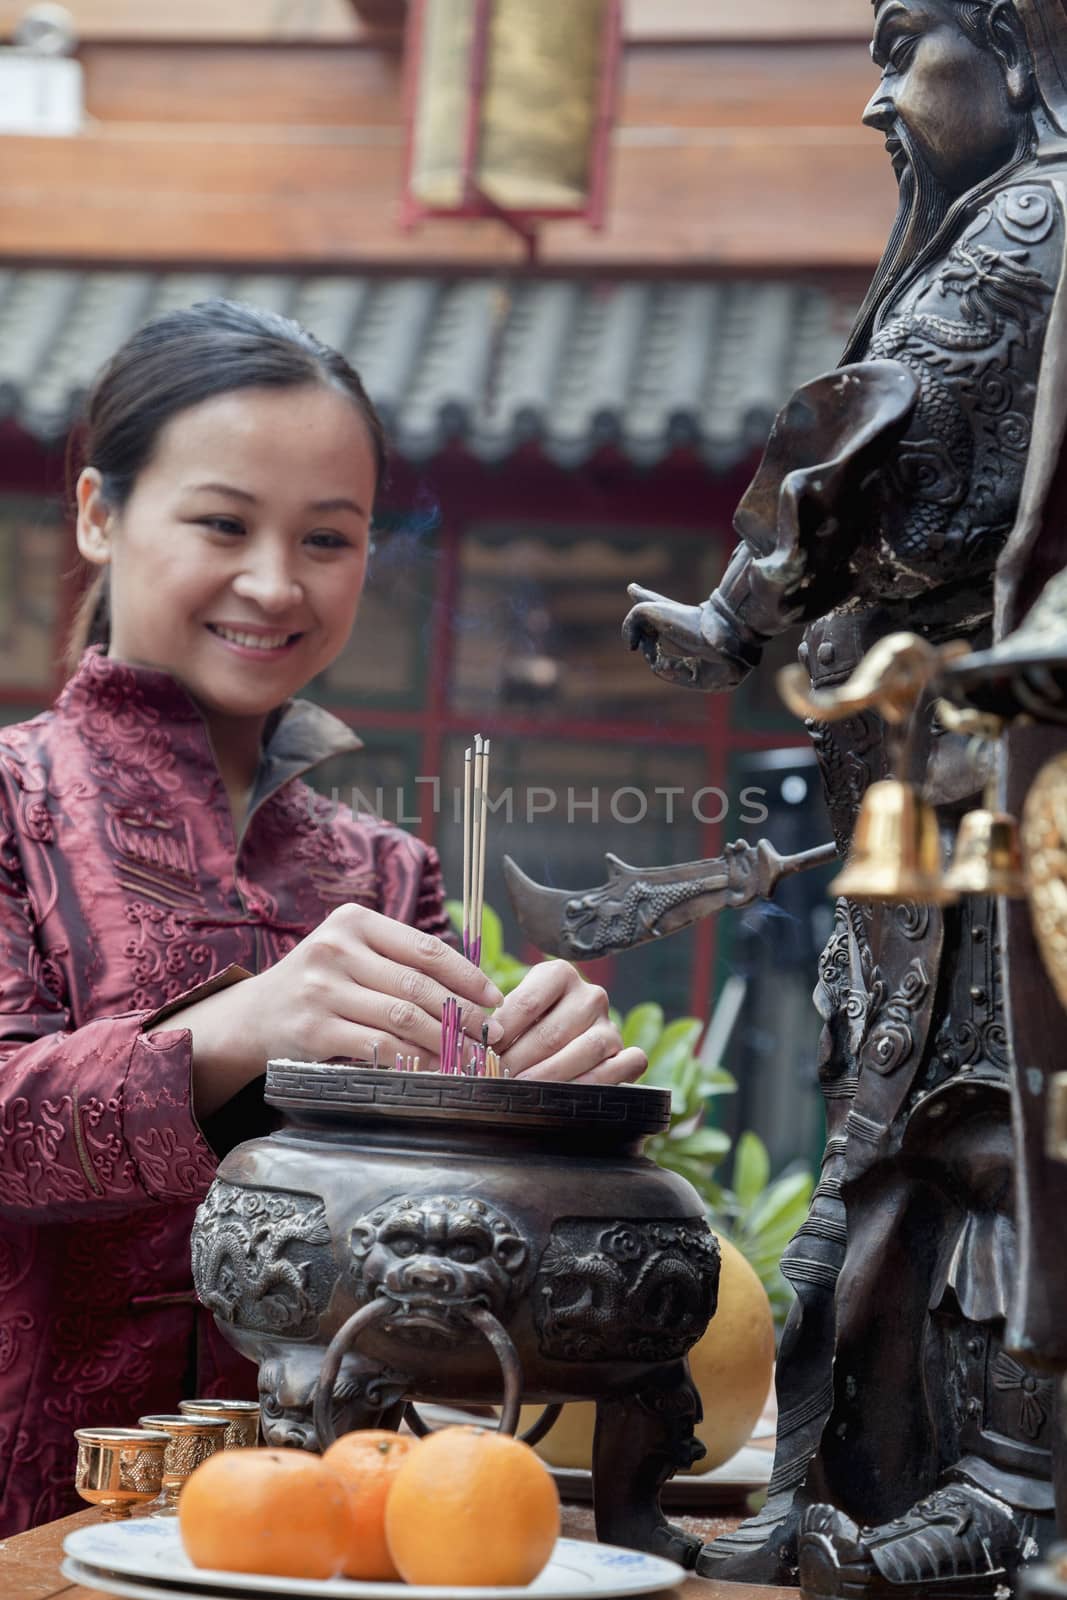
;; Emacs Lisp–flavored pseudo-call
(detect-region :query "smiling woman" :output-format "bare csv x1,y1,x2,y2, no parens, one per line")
74,382,378,823
0,298,645,1537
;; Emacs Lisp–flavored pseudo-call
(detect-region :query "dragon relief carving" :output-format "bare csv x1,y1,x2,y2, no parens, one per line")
859,188,1057,586
191,1181,335,1339
348,1195,529,1347
534,1219,718,1363
562,871,728,958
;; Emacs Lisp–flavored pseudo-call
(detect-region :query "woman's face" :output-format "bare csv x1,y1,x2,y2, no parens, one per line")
76,382,377,722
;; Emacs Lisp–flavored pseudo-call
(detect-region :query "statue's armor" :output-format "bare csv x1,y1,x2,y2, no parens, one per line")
710,181,1064,1572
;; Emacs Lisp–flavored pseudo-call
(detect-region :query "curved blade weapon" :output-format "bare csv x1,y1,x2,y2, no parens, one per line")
503,839,838,960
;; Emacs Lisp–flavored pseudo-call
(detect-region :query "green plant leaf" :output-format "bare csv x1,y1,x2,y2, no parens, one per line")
626,1003,665,1056
743,1171,814,1240
698,1067,738,1098
478,902,504,968
648,1017,703,1069
641,1022,703,1106
668,1128,732,1161
733,1131,771,1209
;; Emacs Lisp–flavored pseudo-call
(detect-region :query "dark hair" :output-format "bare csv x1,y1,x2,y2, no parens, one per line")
66,298,387,670
953,1,995,44
872,0,1009,49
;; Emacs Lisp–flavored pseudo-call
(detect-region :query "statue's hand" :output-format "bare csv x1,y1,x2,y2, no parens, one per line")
623,585,748,691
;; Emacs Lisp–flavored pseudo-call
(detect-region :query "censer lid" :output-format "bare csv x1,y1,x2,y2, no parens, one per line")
264,1060,672,1138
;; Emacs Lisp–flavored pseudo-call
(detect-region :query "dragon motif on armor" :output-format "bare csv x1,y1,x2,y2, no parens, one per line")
858,188,1057,585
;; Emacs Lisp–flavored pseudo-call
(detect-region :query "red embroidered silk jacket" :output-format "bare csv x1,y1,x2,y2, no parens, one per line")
0,649,449,1533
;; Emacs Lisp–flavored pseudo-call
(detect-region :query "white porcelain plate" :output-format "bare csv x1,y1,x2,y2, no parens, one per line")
546,1444,772,1511
63,1523,685,1600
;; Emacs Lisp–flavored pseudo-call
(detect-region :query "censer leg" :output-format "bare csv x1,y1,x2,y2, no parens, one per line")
591,1362,705,1568
260,1338,409,1450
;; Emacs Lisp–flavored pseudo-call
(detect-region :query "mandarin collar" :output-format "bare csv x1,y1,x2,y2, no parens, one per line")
58,647,362,806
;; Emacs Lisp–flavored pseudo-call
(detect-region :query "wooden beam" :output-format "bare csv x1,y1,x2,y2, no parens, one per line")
0,28,891,270
80,44,406,126
0,124,896,269
0,0,364,42
74,41,875,131
625,0,872,42
0,0,875,44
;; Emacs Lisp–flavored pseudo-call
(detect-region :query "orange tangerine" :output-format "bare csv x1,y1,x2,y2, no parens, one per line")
179,1447,350,1580
385,1425,560,1587
322,1428,418,1580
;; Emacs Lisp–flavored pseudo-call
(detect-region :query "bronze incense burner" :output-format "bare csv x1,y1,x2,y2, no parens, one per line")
190,1062,719,1567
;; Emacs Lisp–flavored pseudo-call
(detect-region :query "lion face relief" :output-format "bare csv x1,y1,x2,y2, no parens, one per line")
349,1195,529,1346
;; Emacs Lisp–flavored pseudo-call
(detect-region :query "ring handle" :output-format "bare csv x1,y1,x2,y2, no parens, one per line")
313,1300,524,1450
313,1298,391,1450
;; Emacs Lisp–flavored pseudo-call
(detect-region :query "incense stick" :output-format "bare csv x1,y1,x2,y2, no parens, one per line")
439,732,495,1073
472,737,490,967
462,747,473,961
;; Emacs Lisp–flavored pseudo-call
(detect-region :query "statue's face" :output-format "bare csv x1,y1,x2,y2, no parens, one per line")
865,0,1022,195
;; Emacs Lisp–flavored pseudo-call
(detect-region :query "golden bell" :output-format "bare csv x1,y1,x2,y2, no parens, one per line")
831,779,954,903
942,808,1028,898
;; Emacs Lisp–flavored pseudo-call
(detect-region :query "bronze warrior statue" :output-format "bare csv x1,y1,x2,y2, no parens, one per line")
624,0,1067,1593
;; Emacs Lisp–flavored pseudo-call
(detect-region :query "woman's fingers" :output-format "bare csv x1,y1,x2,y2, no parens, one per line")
292,917,641,1083
491,961,583,1054
571,1048,648,1085
495,963,622,1079
333,982,449,1058
511,1019,629,1083
340,945,503,1046
324,905,503,1010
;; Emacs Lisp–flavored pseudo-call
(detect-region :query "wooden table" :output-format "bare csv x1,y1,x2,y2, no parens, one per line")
0,1504,801,1600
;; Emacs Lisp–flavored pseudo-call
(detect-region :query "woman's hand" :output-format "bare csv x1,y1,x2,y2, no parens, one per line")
492,963,646,1085
172,904,503,1117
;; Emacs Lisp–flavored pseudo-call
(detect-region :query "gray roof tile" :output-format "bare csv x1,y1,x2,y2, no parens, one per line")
0,268,857,471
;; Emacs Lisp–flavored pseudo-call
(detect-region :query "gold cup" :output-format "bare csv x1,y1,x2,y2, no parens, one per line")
178,1398,260,1449
137,1413,229,1516
74,1427,171,1520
